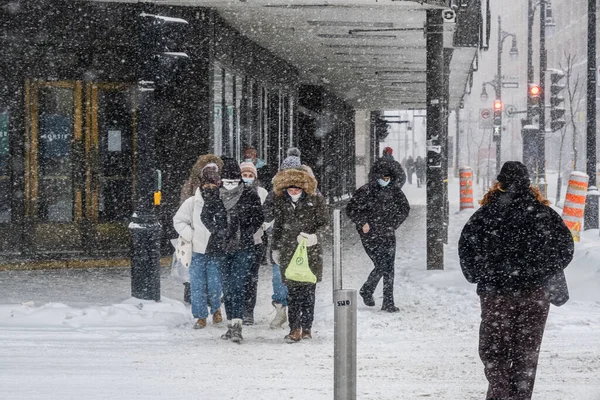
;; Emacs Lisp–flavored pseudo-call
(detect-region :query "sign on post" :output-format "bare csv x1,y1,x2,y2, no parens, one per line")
479,108,493,128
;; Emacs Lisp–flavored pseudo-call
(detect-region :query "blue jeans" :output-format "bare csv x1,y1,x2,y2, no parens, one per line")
220,248,254,320
189,252,222,319
272,264,288,306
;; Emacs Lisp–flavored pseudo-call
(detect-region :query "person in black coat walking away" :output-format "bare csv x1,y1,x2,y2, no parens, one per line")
346,158,410,312
216,158,264,343
458,161,574,400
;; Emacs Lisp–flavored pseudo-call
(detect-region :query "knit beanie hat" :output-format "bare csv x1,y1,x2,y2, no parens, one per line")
383,147,393,155
202,167,221,187
221,157,242,180
239,161,257,178
497,161,530,189
281,155,301,170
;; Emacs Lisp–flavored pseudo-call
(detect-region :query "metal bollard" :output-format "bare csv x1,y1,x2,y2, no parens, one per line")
334,289,357,400
332,209,342,297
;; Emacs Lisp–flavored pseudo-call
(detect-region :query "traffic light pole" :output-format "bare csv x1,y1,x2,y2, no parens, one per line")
495,15,503,175
129,9,163,301
538,0,547,194
585,0,599,230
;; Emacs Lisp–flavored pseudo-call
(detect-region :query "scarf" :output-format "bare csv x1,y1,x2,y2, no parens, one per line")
219,183,244,210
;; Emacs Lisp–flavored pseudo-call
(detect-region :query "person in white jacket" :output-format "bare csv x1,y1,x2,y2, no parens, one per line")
173,165,224,330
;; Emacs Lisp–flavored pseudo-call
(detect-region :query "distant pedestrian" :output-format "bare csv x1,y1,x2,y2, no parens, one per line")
346,158,410,312
271,167,328,342
415,156,426,188
377,147,406,189
458,161,574,400
239,161,269,326
405,155,415,185
217,158,264,343
243,146,273,192
177,154,224,304
173,161,225,330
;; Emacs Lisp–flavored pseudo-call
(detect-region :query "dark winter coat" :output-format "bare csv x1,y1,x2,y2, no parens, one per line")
458,190,574,295
203,185,263,255
346,172,410,242
271,169,328,283
199,187,228,256
369,156,407,189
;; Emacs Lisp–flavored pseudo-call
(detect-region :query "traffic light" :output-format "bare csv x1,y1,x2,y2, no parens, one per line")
138,12,190,92
528,83,541,98
493,99,502,140
548,69,566,132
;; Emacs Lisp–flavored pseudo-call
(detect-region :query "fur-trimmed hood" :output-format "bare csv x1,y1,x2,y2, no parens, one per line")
272,168,317,196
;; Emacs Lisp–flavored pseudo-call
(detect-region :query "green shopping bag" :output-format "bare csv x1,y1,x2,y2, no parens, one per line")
285,238,317,284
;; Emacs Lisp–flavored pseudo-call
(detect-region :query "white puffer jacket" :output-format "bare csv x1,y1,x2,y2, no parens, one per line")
173,188,211,254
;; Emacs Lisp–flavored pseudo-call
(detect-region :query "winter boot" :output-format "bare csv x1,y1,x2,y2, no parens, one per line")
212,309,223,324
193,318,207,329
270,302,287,329
284,328,302,343
359,287,375,307
221,324,233,340
230,319,244,343
301,329,312,340
381,304,400,313
243,312,254,326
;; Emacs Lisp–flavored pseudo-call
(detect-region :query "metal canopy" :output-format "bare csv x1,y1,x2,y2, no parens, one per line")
115,0,477,110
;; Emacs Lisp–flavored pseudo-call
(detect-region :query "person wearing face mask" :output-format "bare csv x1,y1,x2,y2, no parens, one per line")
346,159,410,312
242,146,273,192
217,158,264,343
173,162,225,330
239,161,269,325
271,167,328,343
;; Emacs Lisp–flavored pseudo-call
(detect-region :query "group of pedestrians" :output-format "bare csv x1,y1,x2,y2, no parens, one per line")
400,152,426,187
173,147,327,343
172,143,574,399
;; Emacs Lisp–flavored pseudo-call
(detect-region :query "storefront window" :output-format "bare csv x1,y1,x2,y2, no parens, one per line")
0,111,10,223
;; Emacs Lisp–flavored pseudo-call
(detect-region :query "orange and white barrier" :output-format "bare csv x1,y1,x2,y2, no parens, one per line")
459,166,474,210
562,171,588,242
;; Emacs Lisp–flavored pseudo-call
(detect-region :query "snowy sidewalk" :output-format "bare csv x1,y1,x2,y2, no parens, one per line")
1,179,600,399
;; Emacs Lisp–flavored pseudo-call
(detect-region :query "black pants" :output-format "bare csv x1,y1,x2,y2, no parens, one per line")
244,243,265,319
287,283,316,331
479,287,550,400
360,233,396,308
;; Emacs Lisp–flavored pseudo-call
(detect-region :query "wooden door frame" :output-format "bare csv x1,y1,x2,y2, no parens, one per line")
24,79,83,222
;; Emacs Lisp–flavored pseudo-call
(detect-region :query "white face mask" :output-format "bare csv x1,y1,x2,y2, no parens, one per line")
222,179,240,191
288,191,303,202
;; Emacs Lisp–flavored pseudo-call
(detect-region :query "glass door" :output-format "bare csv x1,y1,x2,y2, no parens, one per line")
86,83,136,252
25,80,83,253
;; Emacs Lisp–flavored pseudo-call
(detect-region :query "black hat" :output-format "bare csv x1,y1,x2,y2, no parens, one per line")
220,157,242,180
497,161,530,188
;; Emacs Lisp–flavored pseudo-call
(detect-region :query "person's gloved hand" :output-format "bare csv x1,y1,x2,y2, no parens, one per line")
271,250,281,265
297,232,318,247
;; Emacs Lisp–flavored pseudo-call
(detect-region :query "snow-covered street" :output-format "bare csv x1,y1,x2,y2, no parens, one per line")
1,179,599,400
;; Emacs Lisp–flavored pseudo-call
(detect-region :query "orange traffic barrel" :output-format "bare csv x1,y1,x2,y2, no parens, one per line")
459,166,474,210
562,171,588,242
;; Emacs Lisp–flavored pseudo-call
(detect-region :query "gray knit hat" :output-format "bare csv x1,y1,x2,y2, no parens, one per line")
280,155,301,170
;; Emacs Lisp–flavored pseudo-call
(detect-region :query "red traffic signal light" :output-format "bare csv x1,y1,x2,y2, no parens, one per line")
493,100,503,110
529,84,541,97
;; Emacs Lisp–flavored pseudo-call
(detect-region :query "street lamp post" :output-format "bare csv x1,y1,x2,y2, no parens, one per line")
585,0,598,229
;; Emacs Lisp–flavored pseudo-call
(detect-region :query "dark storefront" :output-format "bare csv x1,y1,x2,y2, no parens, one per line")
0,0,355,265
